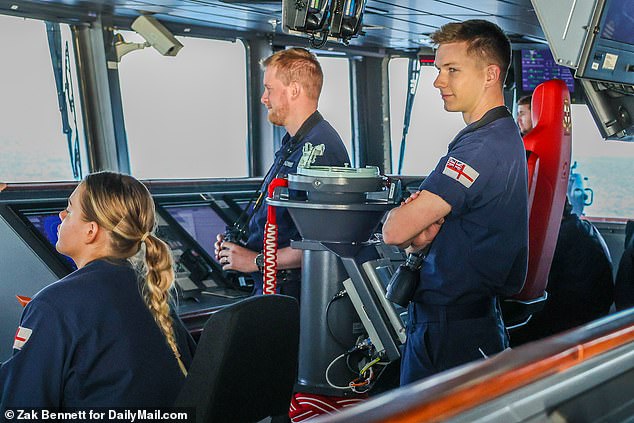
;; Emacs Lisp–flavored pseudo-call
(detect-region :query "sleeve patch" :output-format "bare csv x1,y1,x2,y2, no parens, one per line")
442,157,479,188
13,326,32,350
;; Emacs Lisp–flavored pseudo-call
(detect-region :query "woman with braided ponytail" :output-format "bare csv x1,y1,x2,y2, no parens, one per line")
0,171,195,409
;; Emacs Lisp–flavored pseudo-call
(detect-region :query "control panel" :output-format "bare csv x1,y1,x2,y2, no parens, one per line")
155,209,252,300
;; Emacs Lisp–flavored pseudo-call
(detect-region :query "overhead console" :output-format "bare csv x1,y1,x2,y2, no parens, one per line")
576,0,634,86
576,0,634,141
282,0,367,46
532,0,634,141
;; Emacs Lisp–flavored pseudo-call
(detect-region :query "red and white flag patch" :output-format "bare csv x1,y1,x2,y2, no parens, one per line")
13,326,32,350
442,156,479,188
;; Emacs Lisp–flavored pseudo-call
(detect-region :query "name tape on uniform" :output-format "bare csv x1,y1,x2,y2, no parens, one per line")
442,157,479,188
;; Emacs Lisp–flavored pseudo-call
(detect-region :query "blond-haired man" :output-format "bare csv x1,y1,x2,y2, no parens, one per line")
383,20,529,384
215,48,349,301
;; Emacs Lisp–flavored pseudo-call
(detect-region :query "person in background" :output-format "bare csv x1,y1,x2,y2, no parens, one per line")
512,91,614,342
516,94,533,136
214,48,349,302
613,221,634,311
382,19,529,385
1,171,195,408
511,198,614,345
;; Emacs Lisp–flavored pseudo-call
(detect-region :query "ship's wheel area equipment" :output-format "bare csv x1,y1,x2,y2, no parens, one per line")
268,143,404,397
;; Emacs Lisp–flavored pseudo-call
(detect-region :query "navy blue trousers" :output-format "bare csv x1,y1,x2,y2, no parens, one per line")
400,299,509,385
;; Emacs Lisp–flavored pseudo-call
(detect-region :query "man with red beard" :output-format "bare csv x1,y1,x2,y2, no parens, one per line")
215,48,349,302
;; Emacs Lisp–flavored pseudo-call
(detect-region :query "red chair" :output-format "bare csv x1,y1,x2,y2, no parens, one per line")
504,79,572,328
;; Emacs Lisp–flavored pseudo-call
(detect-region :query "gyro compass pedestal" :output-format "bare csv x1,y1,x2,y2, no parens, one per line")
268,162,401,396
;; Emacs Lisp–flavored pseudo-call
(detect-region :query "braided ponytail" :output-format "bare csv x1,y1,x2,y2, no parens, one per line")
142,233,187,376
81,171,187,376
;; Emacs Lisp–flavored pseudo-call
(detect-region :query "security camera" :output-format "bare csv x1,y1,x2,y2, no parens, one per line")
131,15,183,57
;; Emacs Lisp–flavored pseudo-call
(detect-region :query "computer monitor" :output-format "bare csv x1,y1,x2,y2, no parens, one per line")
514,48,585,104
599,1,634,46
22,211,77,271
162,203,230,261
520,49,575,93
577,0,634,85
516,48,582,101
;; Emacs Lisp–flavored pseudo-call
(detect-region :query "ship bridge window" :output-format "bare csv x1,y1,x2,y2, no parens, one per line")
118,33,247,179
0,15,87,183
388,57,464,175
317,56,352,155
390,55,634,219
570,104,634,219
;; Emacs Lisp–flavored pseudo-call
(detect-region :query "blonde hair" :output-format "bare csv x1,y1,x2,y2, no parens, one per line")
80,171,187,376
261,47,323,100
431,19,511,86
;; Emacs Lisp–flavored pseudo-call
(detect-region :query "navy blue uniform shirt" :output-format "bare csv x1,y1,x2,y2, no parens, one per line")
415,106,529,305
0,259,195,408
246,112,350,291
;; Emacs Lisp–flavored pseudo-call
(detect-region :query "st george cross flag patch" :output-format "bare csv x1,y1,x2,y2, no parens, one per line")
13,326,32,350
442,156,479,188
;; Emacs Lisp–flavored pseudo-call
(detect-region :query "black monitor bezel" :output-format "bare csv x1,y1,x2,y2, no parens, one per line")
598,0,634,48
156,200,232,267
577,0,634,85
155,199,259,294
6,202,77,277
512,47,586,104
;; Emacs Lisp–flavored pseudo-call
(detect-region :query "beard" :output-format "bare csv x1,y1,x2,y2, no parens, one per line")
267,101,289,127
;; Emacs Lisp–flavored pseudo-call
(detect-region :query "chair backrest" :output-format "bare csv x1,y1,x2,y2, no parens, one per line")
615,220,634,311
175,294,299,423
515,79,572,301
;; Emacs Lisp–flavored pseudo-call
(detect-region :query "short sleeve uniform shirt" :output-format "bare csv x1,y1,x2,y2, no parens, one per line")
414,107,529,305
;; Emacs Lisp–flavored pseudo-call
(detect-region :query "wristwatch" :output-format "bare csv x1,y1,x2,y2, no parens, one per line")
254,252,265,273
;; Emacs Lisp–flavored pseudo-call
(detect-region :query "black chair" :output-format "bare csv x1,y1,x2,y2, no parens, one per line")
175,294,300,423
615,220,634,311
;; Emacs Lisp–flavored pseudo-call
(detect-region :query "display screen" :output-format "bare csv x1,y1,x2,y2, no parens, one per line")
25,212,77,270
163,204,228,260
521,49,575,93
600,0,634,46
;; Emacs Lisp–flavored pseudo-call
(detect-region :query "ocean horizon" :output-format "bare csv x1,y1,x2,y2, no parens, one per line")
573,156,634,220
2,150,633,219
